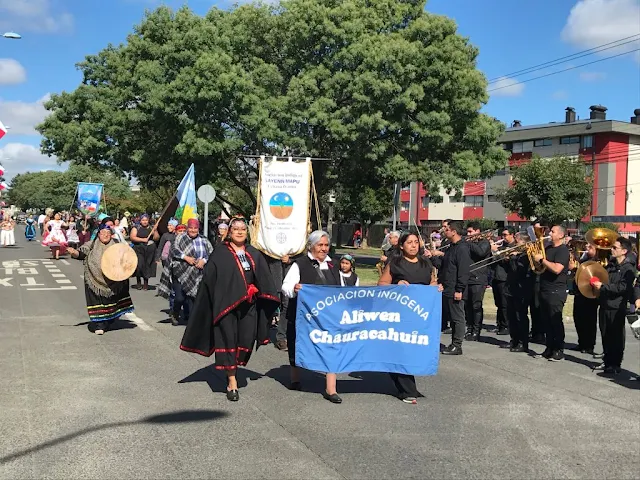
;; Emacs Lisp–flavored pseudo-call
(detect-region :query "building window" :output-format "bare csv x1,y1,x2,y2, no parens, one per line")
560,136,580,145
512,141,533,153
400,201,409,211
487,195,498,203
464,195,484,207
582,135,593,148
534,138,553,147
421,196,429,208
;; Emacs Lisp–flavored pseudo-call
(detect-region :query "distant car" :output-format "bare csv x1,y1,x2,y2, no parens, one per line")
16,213,27,224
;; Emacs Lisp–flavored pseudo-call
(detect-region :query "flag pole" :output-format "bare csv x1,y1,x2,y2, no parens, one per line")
69,183,78,216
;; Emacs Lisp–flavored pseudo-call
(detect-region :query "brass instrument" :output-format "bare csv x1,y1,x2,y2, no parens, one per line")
567,238,587,269
469,236,542,272
574,227,617,297
436,228,496,251
526,226,547,275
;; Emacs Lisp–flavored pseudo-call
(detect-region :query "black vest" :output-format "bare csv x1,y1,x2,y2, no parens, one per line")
341,272,358,286
286,256,340,322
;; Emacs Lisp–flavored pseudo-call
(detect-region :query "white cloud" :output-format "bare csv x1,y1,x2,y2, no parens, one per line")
0,94,50,136
0,59,26,85
0,142,64,181
579,71,608,82
552,90,569,100
0,0,73,34
490,77,525,97
562,0,640,61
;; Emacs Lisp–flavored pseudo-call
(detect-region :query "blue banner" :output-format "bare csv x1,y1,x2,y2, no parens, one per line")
296,285,442,375
76,183,103,216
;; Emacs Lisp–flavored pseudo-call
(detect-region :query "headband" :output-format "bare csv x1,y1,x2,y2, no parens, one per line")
218,223,229,230
140,214,150,220
341,254,355,265
168,218,179,227
176,224,187,231
98,223,112,231
187,218,200,228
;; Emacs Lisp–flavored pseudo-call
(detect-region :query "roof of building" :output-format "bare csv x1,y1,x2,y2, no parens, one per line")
500,118,640,142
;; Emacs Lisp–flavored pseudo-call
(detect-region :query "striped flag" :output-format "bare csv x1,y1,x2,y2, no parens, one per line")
0,120,7,141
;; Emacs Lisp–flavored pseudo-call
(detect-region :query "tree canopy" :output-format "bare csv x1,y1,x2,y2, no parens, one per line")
37,0,507,220
8,164,131,213
497,156,593,225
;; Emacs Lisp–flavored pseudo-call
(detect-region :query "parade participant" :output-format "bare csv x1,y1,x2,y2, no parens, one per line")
77,214,94,245
130,214,159,290
113,218,127,240
464,222,492,341
0,215,16,247
591,237,635,375
431,221,471,355
570,243,599,355
65,215,80,249
274,253,296,351
379,232,440,404
156,219,179,315
67,222,134,335
25,215,37,241
529,222,546,344
491,229,514,336
213,223,228,248
376,230,400,275
339,254,359,286
161,218,212,326
42,212,68,260
503,231,532,352
281,230,343,403
533,225,570,362
180,216,279,402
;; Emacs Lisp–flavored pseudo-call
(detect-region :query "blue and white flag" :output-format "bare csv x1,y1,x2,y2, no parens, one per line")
76,183,103,216
295,285,442,375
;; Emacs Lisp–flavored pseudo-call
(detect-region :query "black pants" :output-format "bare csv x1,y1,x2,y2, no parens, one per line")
443,296,466,347
172,277,194,318
573,294,599,350
540,290,567,352
465,284,486,335
492,281,508,330
507,293,529,346
599,308,626,367
530,279,544,336
389,373,419,399
276,295,289,342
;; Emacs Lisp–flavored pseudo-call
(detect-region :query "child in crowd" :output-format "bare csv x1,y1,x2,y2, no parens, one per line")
339,254,359,287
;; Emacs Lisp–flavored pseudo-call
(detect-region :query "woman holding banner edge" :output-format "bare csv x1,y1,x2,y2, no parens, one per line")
378,231,441,404
281,230,343,404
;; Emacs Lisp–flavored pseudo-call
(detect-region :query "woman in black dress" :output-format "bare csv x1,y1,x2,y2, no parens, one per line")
130,214,160,290
378,231,441,404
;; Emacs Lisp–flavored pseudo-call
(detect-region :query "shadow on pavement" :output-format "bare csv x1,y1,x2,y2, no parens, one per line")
264,364,398,397
0,409,229,465
179,366,263,393
62,319,138,332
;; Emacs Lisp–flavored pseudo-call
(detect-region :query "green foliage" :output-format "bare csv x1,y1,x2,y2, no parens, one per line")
8,164,131,212
37,1,507,220
496,156,592,225
579,221,619,233
465,217,497,231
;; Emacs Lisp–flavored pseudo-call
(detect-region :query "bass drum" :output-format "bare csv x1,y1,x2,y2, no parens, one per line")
101,243,138,282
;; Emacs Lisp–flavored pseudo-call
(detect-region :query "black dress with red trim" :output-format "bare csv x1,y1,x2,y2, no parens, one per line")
180,242,280,358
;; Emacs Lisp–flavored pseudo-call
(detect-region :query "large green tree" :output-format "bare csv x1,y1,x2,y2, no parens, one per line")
497,156,593,225
37,1,507,220
8,164,131,212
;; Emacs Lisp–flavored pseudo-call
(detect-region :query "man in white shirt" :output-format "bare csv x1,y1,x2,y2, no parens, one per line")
37,213,46,237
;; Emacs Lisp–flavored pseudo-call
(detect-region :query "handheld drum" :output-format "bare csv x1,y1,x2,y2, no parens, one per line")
101,243,138,281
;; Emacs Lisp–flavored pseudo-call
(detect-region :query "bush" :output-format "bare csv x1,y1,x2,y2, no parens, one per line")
465,218,497,231
579,222,619,233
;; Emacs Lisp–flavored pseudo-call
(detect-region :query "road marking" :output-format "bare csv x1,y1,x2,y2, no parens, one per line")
121,313,153,331
51,274,66,278
0,278,13,286
55,279,72,284
47,269,61,273
20,277,45,287
27,286,77,291
60,260,70,265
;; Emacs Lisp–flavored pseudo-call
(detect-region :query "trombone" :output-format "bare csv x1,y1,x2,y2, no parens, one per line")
469,235,550,272
434,228,497,251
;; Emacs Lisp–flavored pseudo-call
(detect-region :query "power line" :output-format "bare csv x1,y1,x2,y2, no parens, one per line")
488,48,640,93
488,34,640,83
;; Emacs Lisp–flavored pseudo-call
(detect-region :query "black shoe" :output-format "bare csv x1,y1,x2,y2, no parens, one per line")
539,348,553,359
510,344,527,353
569,345,583,352
226,389,239,402
582,348,595,355
592,362,606,371
549,350,565,362
465,332,479,341
442,327,452,334
323,391,343,404
289,382,302,391
170,313,180,326
593,352,604,359
497,328,509,336
441,344,463,355
501,340,515,349
530,334,546,344
603,366,622,375
464,331,475,340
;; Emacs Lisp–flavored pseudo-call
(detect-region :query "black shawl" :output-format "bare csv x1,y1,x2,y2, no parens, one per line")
180,243,280,357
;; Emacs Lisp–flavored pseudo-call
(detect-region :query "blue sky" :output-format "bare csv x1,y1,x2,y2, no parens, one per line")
0,0,639,181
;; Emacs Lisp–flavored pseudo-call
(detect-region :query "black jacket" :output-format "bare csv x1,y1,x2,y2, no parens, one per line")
433,239,471,298
504,252,532,296
467,239,491,286
599,258,636,310
492,241,516,283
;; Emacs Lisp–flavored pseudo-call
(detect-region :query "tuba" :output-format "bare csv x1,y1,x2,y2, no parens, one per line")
526,226,547,274
585,227,618,266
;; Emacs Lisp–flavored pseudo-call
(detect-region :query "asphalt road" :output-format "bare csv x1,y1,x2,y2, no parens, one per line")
1,229,639,479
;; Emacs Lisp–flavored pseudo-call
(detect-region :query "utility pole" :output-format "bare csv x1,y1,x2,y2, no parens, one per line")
327,191,336,244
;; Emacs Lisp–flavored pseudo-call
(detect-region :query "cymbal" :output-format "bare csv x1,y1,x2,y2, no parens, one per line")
576,260,609,299
101,243,138,282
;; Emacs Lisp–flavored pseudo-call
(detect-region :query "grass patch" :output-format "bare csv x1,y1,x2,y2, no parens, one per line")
335,246,380,257
356,263,380,286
